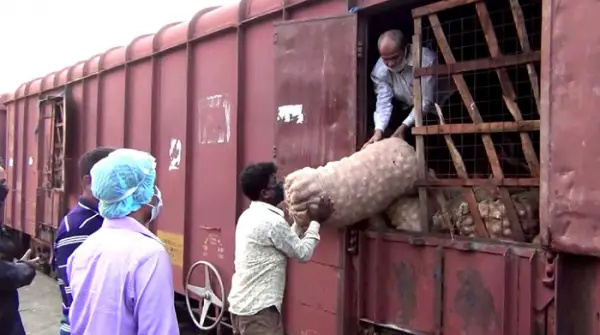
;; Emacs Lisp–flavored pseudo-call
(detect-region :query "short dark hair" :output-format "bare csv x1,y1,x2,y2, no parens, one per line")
79,147,116,179
240,162,277,201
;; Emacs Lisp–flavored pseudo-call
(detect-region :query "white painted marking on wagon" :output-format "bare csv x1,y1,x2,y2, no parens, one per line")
168,139,181,171
8,158,13,167
277,104,304,124
28,156,33,166
202,233,225,260
198,94,232,145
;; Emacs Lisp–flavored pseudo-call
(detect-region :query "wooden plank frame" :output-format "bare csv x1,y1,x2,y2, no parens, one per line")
412,18,430,233
411,0,541,241
412,120,539,135
475,2,540,178
413,51,540,77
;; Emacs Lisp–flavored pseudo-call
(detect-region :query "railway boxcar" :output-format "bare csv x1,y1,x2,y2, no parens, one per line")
3,0,600,334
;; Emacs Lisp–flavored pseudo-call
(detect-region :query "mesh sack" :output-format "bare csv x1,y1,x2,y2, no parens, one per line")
368,214,388,230
284,138,419,227
385,196,422,232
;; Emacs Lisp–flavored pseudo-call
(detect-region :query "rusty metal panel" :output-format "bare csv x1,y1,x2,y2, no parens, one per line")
357,233,555,335
274,12,357,335
555,254,600,334
185,33,239,297
23,94,38,237
14,95,26,234
4,99,16,229
542,0,600,255
83,77,100,150
153,49,189,292
99,70,126,147
126,61,153,153
274,14,357,169
68,82,85,209
240,20,278,177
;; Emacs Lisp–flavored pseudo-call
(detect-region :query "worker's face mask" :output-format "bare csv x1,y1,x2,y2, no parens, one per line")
273,182,284,205
384,45,408,72
265,182,284,206
387,57,407,72
146,186,163,224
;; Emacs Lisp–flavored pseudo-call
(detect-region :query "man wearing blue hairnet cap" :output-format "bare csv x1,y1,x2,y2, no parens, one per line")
66,148,179,335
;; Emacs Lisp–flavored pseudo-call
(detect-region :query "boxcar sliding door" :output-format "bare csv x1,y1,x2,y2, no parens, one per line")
273,14,358,335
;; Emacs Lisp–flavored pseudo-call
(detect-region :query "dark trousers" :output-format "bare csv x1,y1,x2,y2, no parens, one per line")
0,290,26,335
231,306,283,335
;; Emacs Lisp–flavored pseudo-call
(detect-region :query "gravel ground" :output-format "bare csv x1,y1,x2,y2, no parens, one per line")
18,272,62,335
16,271,206,335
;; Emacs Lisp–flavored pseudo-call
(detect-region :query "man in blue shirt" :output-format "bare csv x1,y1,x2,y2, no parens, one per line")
53,147,115,335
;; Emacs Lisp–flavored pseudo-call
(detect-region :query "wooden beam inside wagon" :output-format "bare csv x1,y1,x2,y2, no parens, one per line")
415,178,539,187
412,0,481,18
413,51,541,77
411,120,540,135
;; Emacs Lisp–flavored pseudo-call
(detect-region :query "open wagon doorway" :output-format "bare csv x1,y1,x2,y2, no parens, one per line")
358,0,542,239
350,0,550,334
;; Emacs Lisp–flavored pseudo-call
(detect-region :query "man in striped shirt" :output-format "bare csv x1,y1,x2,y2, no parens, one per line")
53,147,115,335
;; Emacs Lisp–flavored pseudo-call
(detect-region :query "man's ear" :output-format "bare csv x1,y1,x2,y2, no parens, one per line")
81,175,91,187
259,188,270,200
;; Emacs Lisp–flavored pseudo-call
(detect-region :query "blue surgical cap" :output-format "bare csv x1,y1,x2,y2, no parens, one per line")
90,148,157,219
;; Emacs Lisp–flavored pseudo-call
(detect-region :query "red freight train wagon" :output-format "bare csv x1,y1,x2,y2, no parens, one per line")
2,0,600,333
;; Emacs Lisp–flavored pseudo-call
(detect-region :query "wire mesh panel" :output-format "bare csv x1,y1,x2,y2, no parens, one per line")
410,0,541,243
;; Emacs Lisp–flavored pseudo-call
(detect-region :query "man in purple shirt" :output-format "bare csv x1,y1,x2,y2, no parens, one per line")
66,148,179,335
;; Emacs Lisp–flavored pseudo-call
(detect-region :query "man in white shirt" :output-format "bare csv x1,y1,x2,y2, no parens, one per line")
362,29,455,149
227,162,333,335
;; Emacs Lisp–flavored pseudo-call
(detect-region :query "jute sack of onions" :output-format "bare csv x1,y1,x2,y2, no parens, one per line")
385,188,453,233
368,214,388,230
284,138,419,227
385,196,422,232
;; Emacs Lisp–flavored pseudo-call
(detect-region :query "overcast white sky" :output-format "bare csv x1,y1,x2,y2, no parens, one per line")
0,0,237,93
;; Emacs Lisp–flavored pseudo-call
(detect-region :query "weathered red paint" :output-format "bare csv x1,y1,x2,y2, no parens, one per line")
2,0,600,333
540,0,600,257
356,233,555,334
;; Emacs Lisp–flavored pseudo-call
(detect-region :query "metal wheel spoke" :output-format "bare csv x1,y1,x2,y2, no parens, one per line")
186,284,207,297
209,291,223,308
185,260,225,331
204,265,211,288
199,300,211,326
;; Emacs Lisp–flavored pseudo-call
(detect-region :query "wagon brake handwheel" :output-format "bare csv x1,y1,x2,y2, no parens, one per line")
185,260,226,331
